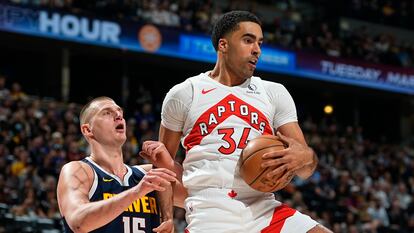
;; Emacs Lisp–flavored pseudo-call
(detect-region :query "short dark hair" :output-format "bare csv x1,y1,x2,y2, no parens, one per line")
211,11,261,51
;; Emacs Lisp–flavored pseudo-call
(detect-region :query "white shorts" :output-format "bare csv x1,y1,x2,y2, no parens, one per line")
184,188,318,233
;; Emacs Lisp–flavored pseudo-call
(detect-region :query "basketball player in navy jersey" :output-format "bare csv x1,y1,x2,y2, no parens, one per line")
57,97,177,233
141,11,332,233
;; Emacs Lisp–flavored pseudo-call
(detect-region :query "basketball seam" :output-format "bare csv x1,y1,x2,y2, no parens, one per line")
249,167,270,185
243,137,285,157
240,144,285,167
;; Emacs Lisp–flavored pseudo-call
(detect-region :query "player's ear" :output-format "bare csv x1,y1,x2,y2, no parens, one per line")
218,38,228,53
81,123,93,136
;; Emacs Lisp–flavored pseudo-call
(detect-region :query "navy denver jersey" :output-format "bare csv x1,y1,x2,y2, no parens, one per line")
63,157,161,233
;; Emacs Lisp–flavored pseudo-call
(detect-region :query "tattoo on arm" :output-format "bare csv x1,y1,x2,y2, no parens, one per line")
69,164,91,197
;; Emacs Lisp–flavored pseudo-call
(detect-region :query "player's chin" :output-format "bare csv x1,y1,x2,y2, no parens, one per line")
115,135,127,144
245,68,255,77
243,72,254,79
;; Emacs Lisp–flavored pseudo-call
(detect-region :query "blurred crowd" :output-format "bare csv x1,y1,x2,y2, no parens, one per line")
346,0,414,29
5,0,414,68
281,117,414,233
0,70,413,233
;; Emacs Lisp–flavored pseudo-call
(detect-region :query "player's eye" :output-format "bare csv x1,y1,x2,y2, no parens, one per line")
244,38,252,43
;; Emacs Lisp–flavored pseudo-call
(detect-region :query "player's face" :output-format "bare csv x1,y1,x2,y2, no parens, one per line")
88,100,126,146
225,22,263,80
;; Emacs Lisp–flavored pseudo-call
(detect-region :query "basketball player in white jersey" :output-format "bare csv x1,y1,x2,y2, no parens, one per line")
141,11,332,233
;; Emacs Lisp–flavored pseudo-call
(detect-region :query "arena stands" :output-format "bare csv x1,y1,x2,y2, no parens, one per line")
5,0,414,68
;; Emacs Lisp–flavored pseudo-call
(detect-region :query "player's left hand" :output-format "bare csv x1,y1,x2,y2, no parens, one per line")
261,131,314,180
153,219,174,233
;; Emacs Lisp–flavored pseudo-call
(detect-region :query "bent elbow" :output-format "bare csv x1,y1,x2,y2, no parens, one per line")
66,215,88,233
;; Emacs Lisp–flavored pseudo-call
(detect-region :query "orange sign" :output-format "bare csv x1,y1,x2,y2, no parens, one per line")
138,25,162,52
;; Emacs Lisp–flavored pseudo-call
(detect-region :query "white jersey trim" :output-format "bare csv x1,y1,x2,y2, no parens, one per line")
133,165,147,174
88,167,98,199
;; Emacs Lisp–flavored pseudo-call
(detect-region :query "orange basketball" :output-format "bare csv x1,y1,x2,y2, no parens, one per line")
239,135,288,192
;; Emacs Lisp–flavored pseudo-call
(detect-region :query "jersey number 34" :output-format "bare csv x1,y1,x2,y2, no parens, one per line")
218,127,251,155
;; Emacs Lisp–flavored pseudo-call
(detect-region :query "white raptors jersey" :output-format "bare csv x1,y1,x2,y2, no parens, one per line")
161,72,297,192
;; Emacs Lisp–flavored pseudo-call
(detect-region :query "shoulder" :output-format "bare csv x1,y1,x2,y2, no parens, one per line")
60,160,94,181
256,77,289,94
169,78,193,93
57,160,95,199
165,77,194,99
165,72,208,99
256,78,286,91
253,77,289,97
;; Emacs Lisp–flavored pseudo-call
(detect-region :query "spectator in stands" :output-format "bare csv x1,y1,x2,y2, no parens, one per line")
10,82,27,102
0,74,10,100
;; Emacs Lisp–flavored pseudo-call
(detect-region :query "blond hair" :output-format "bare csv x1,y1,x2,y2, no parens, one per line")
79,96,114,125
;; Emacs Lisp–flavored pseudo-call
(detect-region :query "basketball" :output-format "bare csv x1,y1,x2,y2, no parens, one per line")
239,135,287,192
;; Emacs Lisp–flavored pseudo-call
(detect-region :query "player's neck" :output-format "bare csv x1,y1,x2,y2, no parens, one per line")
210,62,246,86
89,144,126,177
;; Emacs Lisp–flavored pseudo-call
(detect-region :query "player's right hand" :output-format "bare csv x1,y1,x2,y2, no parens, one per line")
134,168,177,196
139,141,175,169
153,219,174,233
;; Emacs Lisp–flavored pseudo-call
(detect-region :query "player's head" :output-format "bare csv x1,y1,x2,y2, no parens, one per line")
211,11,262,51
80,96,126,145
212,11,263,80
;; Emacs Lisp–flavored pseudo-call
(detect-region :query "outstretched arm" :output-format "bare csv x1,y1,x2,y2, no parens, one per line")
57,161,176,232
140,125,188,208
140,164,175,233
159,125,188,208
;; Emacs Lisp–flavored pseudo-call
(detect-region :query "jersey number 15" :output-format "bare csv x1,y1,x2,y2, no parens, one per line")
123,216,146,233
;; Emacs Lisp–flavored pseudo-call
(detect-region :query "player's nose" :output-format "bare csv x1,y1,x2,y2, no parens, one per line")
252,42,261,57
114,110,123,120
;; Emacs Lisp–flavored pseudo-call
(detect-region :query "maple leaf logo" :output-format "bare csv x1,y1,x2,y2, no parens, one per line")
228,190,237,198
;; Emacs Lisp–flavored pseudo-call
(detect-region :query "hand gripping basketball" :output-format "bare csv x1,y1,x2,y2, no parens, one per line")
239,135,289,192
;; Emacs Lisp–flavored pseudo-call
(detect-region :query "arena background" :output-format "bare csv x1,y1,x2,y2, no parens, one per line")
1,32,410,142
0,0,413,232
